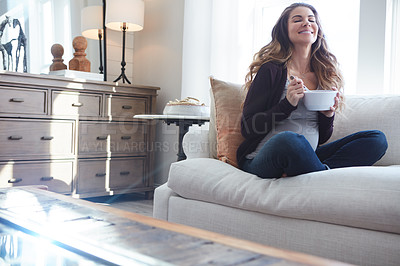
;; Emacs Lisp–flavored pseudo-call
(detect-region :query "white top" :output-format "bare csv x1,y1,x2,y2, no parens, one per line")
246,79,319,159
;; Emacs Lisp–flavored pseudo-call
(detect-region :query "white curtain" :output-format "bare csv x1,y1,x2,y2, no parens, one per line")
181,0,213,106
181,0,256,106
385,0,400,94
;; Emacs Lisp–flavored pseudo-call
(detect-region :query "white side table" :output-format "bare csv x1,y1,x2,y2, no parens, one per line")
134,114,210,161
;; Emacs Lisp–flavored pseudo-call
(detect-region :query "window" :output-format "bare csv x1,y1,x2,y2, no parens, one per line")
183,0,365,98
183,1,399,98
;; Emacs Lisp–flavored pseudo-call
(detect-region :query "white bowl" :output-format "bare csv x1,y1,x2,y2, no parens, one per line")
303,90,337,111
163,104,210,116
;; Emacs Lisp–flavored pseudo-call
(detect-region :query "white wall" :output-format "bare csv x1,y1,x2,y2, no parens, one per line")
132,0,185,185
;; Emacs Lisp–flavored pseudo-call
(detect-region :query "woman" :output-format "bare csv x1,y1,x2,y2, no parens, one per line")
237,3,388,178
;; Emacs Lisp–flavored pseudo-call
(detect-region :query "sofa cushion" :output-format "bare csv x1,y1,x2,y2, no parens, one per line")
168,158,400,234
330,95,400,166
209,77,246,167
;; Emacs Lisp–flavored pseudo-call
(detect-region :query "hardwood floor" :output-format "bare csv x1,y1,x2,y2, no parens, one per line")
85,192,154,217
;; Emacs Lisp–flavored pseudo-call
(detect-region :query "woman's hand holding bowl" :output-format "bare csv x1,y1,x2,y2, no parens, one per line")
319,87,340,118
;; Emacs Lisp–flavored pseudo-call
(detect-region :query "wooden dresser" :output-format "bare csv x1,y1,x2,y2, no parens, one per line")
0,71,158,198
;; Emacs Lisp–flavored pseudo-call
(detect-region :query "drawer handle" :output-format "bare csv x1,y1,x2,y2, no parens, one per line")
41,136,54,140
95,173,106,177
120,171,130,175
8,178,22,184
122,105,132,110
40,176,54,181
97,136,108,140
121,136,131,140
72,102,83,107
10,98,24,103
9,135,23,140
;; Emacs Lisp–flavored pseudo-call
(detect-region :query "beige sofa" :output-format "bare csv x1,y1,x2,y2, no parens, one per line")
154,82,400,266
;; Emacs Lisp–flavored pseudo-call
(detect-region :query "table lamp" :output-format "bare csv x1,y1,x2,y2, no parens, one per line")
106,0,144,84
81,5,105,75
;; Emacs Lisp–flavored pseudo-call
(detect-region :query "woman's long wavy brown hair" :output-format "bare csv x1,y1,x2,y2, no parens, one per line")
244,3,344,97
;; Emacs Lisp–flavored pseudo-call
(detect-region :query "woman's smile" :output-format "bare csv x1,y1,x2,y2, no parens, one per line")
298,30,313,34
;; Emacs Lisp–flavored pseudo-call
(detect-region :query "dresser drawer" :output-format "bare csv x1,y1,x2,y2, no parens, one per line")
109,157,146,190
0,88,46,115
106,95,147,118
76,160,108,194
78,121,146,156
77,158,146,194
0,161,73,193
0,119,74,158
52,91,102,116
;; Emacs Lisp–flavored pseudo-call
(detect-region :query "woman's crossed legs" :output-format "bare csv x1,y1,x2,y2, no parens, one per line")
242,130,387,178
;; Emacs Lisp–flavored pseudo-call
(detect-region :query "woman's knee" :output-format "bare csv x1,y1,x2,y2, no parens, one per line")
270,131,308,152
368,130,388,155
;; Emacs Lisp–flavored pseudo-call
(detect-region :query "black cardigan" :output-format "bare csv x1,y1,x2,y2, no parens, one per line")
236,62,335,168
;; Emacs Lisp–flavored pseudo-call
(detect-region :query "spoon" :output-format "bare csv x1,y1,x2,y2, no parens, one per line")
290,75,310,91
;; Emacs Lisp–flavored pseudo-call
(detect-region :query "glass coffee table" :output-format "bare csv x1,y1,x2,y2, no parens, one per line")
0,187,348,266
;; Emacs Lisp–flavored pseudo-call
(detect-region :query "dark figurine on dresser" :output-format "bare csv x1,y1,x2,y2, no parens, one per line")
13,18,27,72
0,16,11,70
4,38,16,70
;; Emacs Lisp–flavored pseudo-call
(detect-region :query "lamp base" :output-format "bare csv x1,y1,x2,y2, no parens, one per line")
114,70,131,84
114,25,131,84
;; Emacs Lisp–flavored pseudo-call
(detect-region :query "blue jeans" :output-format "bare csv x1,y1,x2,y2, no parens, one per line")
242,130,388,178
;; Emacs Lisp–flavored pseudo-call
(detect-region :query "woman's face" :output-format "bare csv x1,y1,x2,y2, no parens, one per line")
287,6,319,46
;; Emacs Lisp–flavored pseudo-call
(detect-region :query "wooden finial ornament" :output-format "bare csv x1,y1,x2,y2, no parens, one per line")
69,36,90,72
50,44,67,71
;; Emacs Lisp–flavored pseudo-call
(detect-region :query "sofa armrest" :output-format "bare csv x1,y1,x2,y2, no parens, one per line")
153,183,179,220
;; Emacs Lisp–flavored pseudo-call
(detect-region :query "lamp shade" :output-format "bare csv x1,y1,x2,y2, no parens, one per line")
81,5,103,40
105,0,144,32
